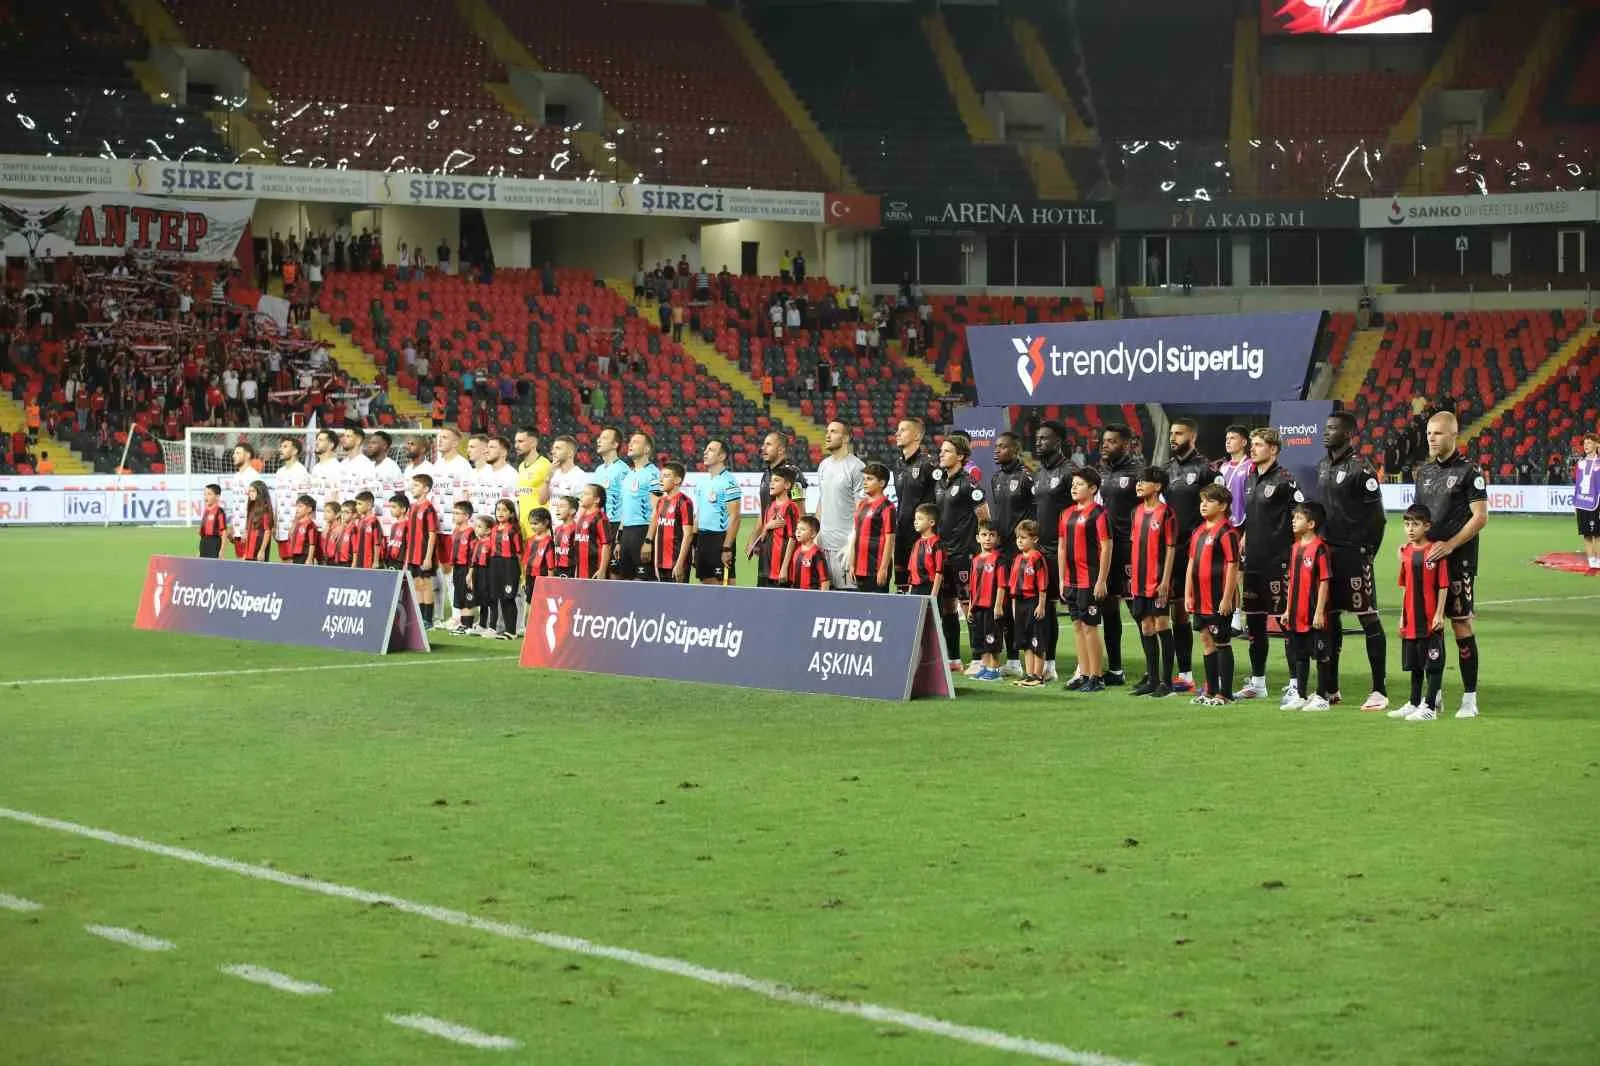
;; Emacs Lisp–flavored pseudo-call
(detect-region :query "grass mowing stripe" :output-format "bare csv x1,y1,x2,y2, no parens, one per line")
384,1014,520,1051
0,892,43,912
3,652,521,688
0,806,1145,1066
83,924,175,952
219,965,332,996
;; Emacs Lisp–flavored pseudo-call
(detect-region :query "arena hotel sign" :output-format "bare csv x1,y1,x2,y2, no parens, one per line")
883,196,1110,231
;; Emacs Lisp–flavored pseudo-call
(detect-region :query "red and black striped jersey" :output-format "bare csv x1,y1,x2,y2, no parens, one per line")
1397,544,1449,640
573,509,610,579
445,526,475,566
333,521,359,565
353,514,386,569
471,535,493,568
1009,549,1048,600
1283,536,1331,632
790,542,829,590
404,499,439,567
908,534,945,588
385,520,408,566
851,495,896,578
490,520,523,561
652,491,696,568
761,499,800,581
287,516,320,563
524,533,554,578
552,520,575,575
200,503,228,538
1188,519,1240,616
1129,502,1176,597
243,511,275,561
317,522,343,564
1058,501,1110,589
969,550,1006,609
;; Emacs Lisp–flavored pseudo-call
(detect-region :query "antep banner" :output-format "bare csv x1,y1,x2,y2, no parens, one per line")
1,192,254,261
967,311,1325,407
520,578,954,701
953,407,1009,484
1269,400,1334,504
133,555,430,654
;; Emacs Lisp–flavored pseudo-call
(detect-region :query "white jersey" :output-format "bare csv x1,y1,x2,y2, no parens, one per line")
473,463,521,519
372,456,406,532
403,459,440,526
224,468,255,539
273,460,311,540
547,463,588,507
815,452,865,551
431,453,474,523
309,457,343,522
339,453,377,504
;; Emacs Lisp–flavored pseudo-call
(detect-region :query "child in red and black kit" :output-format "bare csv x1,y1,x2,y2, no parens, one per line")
1184,484,1241,706
285,494,321,564
1279,501,1333,711
523,507,554,601
198,483,227,558
443,501,477,633
1009,519,1050,687
750,464,801,586
789,515,831,590
550,495,578,577
488,499,523,639
1391,504,1450,721
907,503,945,600
317,502,343,564
967,523,1008,680
468,514,496,635
385,494,410,570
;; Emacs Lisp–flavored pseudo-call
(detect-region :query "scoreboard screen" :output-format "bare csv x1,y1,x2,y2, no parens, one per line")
1261,0,1433,35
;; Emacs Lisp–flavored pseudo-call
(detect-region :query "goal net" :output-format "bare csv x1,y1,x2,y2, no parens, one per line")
165,426,442,534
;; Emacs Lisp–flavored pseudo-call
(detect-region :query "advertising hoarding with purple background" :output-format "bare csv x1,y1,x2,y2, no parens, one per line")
1269,400,1336,503
520,578,953,701
134,555,430,654
966,311,1325,407
952,407,1009,484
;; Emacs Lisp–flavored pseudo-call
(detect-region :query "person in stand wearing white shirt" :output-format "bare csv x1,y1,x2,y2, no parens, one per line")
814,419,866,589
547,434,588,505
240,373,259,417
309,428,343,523
222,367,239,410
273,436,311,544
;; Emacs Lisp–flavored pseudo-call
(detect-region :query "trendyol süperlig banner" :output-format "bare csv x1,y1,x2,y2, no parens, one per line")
519,578,953,701
966,311,1325,407
133,554,430,654
0,192,253,260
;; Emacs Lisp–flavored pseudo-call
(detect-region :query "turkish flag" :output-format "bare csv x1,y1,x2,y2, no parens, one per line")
824,194,881,228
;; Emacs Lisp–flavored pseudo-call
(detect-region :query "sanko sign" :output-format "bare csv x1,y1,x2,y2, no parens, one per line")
1359,191,1599,229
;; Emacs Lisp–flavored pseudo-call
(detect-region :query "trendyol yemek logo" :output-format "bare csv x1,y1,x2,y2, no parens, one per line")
1011,336,1048,397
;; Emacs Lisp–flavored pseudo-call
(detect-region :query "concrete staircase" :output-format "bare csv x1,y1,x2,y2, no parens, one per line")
1329,327,1386,405
1485,7,1573,136
1229,13,1260,196
1391,14,1483,193
604,280,825,438
0,395,92,472
719,9,858,193
1009,17,1092,145
309,312,432,425
922,13,997,143
456,0,636,181
1463,324,1599,441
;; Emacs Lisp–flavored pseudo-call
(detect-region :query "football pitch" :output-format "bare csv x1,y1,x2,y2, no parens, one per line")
2,516,1596,1066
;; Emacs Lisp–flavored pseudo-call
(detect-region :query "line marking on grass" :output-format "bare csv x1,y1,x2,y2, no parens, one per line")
219,964,332,996
1478,592,1600,606
0,892,43,912
84,923,175,952
385,1013,521,1051
0,807,1142,1066
2,653,520,688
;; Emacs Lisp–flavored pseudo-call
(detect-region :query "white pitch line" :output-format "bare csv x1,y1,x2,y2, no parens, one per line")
0,892,43,912
2,653,519,688
385,1013,520,1051
84,923,175,952
1478,592,1600,606
220,964,332,997
0,807,1141,1066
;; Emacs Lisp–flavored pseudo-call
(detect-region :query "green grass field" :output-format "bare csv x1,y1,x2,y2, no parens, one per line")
2,516,1597,1066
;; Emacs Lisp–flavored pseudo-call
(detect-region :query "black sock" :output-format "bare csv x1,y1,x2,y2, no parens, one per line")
1219,644,1236,696
1327,615,1343,692
1104,603,1123,673
1456,636,1478,693
1203,651,1218,695
942,614,962,662
1426,665,1445,708
1247,614,1269,676
1157,628,1175,684
1003,608,1017,660
1141,632,1158,684
1174,622,1193,674
500,597,518,633
1315,657,1334,699
421,602,434,626
1363,614,1388,695
1043,604,1060,663
1410,669,1424,706
480,601,496,630
1294,650,1310,699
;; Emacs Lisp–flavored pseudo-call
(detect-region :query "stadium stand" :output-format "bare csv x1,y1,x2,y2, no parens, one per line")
487,0,825,190
1472,325,1600,483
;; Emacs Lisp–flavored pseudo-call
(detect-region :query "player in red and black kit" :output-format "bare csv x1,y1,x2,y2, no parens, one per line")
648,462,696,584
847,463,896,592
1058,468,1111,692
1392,504,1450,719
573,483,612,580
1128,467,1177,698
967,523,1008,678
933,435,989,672
906,504,946,601
384,495,410,570
550,496,577,577
751,464,801,586
522,506,554,601
1185,484,1242,705
199,483,227,558
1008,519,1050,686
488,499,523,639
351,492,385,569
242,480,275,562
285,494,321,564
443,501,477,632
789,515,831,590
988,432,1034,674
1279,502,1333,710
405,473,440,627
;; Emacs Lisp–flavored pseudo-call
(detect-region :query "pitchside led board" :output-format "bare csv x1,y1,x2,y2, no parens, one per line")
133,555,431,654
966,311,1326,409
520,579,954,701
1270,400,1336,504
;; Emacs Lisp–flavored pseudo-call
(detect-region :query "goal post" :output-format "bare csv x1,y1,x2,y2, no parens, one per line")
164,426,442,527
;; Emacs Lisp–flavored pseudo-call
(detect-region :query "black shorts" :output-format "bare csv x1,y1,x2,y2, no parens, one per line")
1192,613,1231,644
1579,508,1600,537
1106,542,1132,599
1329,546,1377,614
1242,564,1288,615
407,561,436,578
466,565,490,607
893,534,916,591
1013,597,1043,651
199,535,222,559
655,565,689,584
942,553,972,606
1129,595,1164,621
694,532,735,583
968,606,1001,657
487,557,520,600
616,525,652,580
1039,550,1061,604
1285,629,1330,663
909,583,935,597
1063,586,1104,626
1446,567,1476,620
1402,633,1446,673
855,576,889,594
